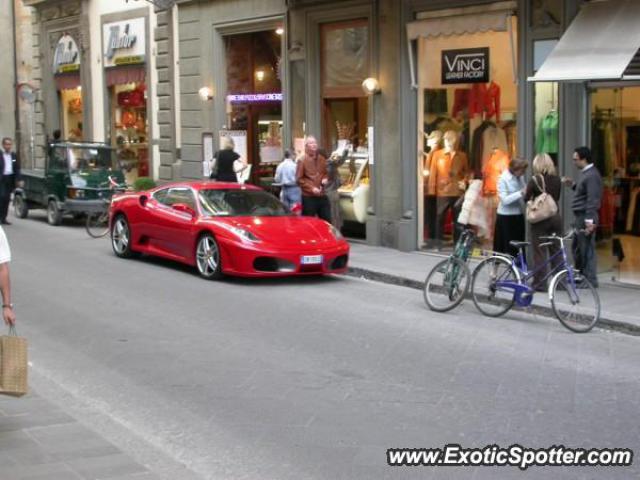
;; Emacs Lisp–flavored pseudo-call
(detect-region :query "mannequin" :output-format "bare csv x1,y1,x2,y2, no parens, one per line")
429,130,469,247
422,130,443,243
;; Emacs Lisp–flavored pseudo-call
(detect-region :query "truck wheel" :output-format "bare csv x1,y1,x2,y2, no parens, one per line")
13,194,28,219
47,200,63,226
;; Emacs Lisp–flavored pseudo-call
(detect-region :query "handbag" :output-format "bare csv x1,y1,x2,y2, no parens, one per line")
526,174,558,224
0,325,28,397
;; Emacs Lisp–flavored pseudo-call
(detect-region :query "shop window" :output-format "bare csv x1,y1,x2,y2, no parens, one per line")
109,81,148,185
320,19,371,237
417,20,518,251
530,0,561,29
60,88,83,141
590,87,640,285
224,30,283,190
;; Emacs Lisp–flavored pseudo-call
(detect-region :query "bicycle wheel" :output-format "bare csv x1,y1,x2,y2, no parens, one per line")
471,256,518,317
550,270,600,333
423,257,470,312
86,211,110,238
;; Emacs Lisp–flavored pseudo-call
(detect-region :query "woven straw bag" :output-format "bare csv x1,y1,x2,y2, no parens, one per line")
0,326,28,397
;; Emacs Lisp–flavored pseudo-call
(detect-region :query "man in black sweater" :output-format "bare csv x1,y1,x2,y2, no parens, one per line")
562,146,603,287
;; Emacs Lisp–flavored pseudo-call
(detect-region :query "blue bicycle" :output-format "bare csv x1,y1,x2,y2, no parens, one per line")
470,231,601,333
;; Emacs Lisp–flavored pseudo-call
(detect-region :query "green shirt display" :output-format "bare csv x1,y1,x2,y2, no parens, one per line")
536,111,559,154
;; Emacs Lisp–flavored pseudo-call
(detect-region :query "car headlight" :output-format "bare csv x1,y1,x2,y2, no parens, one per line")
227,225,261,243
329,224,344,240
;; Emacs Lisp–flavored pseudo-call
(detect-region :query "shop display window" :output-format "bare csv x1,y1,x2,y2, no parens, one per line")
590,87,640,285
109,82,148,184
417,21,518,250
60,88,83,141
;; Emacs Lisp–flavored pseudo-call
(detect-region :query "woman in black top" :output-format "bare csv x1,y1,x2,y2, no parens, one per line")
211,137,244,182
525,153,562,290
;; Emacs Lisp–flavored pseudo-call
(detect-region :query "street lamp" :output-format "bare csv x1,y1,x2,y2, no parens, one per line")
362,77,381,96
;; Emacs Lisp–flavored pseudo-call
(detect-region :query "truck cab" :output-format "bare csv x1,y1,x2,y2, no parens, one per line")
14,142,125,225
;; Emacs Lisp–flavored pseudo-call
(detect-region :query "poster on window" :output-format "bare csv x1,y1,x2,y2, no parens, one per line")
202,133,214,177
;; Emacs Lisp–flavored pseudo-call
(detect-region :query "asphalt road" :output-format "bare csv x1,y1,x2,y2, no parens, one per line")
5,211,640,480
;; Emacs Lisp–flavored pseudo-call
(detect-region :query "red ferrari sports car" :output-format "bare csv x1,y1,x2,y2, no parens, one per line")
108,181,350,279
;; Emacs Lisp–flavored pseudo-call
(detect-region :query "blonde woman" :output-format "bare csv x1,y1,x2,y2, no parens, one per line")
525,153,562,290
211,136,247,182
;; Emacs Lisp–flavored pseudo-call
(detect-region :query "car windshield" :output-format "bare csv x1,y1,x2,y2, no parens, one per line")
68,147,120,187
198,189,289,217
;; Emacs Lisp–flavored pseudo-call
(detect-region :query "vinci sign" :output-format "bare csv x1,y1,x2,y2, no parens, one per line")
441,48,490,84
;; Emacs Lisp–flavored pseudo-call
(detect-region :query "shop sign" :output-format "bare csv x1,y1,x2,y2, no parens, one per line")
103,18,146,68
53,34,80,75
441,48,489,84
227,93,283,103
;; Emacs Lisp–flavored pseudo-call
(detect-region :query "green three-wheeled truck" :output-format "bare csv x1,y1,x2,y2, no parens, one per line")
14,142,125,225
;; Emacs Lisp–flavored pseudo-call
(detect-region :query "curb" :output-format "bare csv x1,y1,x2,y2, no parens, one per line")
346,266,640,337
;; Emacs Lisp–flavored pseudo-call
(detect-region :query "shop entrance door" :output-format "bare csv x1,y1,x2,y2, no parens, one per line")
590,86,640,285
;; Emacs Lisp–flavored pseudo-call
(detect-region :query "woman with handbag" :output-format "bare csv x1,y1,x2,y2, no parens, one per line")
494,157,528,257
525,153,562,290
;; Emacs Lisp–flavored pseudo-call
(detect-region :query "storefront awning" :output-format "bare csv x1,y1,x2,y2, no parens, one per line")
54,73,80,91
105,65,145,87
406,1,517,88
530,0,640,82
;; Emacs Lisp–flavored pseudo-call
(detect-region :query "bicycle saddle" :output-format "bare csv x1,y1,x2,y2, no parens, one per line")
509,241,530,248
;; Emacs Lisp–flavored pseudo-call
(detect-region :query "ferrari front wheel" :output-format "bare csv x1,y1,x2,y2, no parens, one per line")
196,234,223,280
111,214,137,258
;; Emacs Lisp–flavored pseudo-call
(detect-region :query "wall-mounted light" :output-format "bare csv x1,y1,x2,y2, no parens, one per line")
76,86,82,91
362,77,381,96
198,86,213,101
255,70,265,82
275,27,284,36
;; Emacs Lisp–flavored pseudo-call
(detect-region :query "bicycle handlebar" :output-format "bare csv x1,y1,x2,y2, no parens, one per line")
539,229,588,243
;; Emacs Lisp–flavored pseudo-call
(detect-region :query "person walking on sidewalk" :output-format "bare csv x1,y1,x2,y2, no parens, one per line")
275,150,301,211
0,226,15,326
494,157,528,257
525,153,562,291
562,146,603,287
324,145,350,230
0,138,21,225
296,136,331,222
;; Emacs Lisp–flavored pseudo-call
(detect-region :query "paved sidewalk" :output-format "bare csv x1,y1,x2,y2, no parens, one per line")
0,391,162,480
347,242,640,334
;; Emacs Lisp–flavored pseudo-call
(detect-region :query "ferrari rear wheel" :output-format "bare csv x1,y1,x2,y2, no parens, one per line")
196,234,223,280
111,214,137,258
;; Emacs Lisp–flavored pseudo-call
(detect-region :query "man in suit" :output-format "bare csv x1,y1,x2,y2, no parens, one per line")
0,137,21,225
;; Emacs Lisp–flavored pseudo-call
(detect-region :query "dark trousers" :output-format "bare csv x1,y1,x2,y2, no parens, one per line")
572,213,598,287
0,176,14,222
494,213,525,257
302,195,331,222
530,214,563,288
426,196,460,244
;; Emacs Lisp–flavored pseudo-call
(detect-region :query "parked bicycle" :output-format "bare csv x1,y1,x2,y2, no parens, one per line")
470,230,601,333
85,176,129,238
423,226,477,312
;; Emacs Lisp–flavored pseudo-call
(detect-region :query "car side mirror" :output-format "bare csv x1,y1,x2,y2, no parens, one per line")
139,195,148,207
172,203,196,218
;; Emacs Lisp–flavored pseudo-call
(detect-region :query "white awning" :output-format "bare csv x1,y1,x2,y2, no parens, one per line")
530,0,640,82
405,1,516,89
407,2,515,40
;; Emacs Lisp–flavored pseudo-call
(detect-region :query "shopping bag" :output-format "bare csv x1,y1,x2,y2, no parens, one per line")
0,325,28,397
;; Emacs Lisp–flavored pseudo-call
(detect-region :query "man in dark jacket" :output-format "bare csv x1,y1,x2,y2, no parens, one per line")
0,138,21,225
563,146,603,287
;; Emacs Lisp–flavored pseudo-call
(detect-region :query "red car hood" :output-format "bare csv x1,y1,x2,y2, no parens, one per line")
207,216,341,248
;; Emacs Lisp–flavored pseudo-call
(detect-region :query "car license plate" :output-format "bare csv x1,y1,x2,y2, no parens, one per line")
301,255,323,265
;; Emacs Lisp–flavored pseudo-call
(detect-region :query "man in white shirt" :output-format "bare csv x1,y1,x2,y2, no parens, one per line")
0,226,15,325
0,138,21,225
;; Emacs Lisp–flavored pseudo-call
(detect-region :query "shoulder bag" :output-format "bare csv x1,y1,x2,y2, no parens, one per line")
526,174,558,224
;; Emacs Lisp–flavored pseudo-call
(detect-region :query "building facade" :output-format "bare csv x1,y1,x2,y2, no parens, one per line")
17,0,640,285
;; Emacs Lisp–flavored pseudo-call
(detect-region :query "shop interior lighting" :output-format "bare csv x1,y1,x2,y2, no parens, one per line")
362,77,381,95
198,86,213,101
275,27,284,35
255,70,266,82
